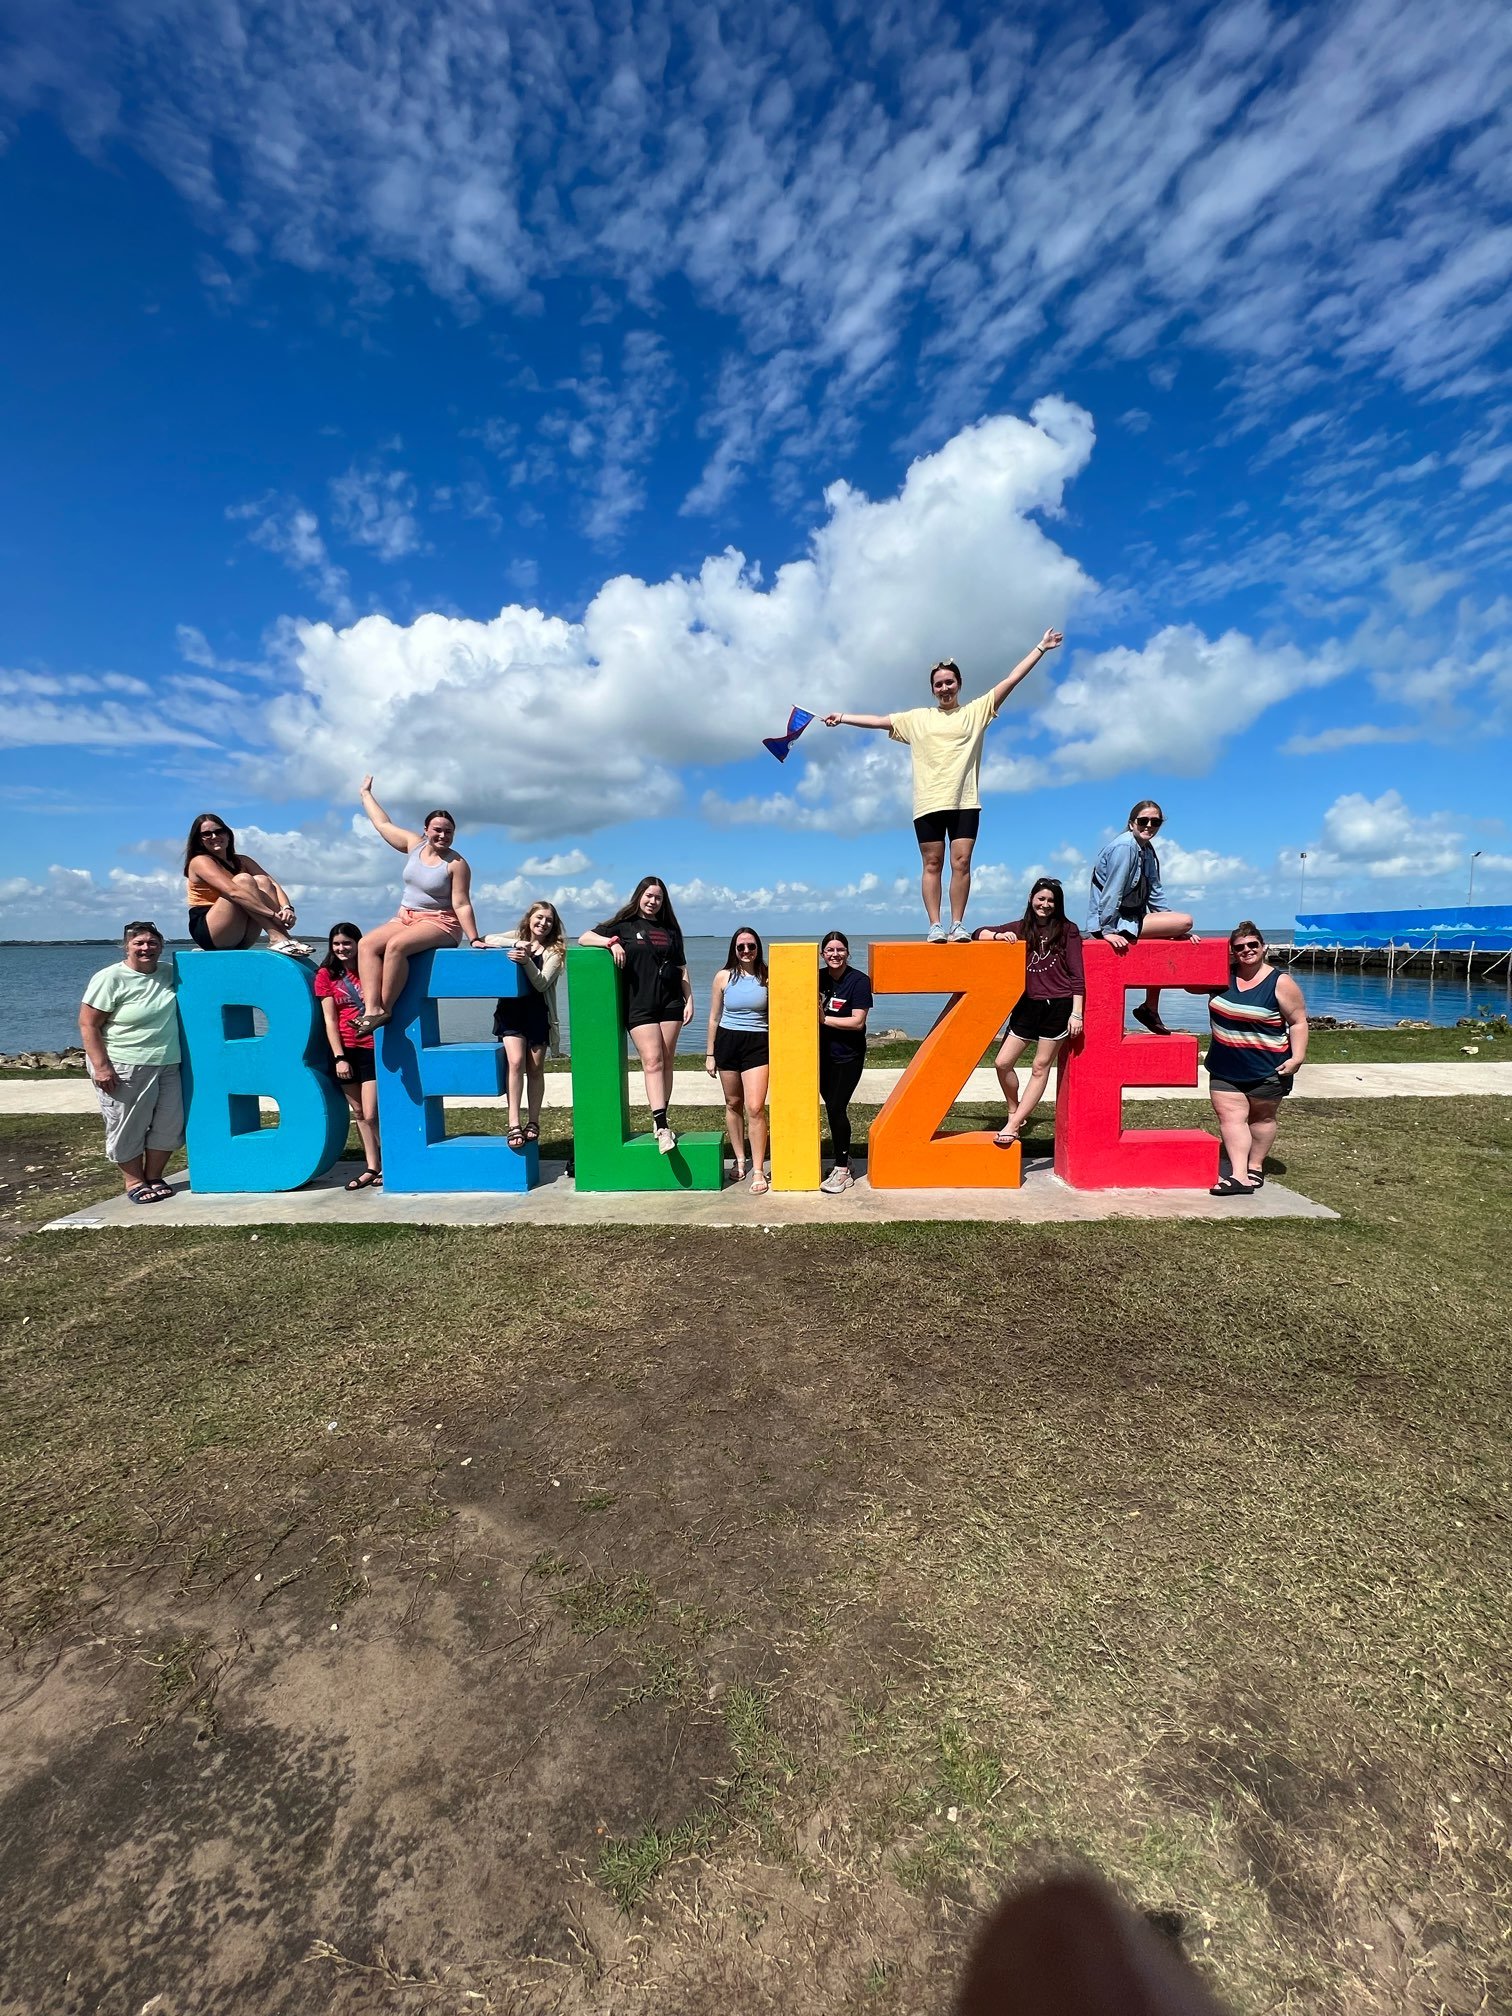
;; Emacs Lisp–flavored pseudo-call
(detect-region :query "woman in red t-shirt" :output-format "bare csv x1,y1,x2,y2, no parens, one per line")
314,922,382,1190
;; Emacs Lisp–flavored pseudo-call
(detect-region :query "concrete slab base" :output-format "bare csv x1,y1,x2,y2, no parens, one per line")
43,1159,1338,1231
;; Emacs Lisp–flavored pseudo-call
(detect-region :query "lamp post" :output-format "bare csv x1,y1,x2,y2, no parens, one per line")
1298,851,1308,915
1469,850,1482,904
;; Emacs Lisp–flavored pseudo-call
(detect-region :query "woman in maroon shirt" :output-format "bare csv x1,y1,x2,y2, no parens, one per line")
974,878,1085,1148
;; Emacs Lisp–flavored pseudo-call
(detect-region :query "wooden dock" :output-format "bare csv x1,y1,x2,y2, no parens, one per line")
1269,940,1512,983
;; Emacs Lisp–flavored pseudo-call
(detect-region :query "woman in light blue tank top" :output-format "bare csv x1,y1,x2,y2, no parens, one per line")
705,926,771,1192
352,777,486,1033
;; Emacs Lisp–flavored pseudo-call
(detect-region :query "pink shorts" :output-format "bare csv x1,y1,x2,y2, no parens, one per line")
399,906,464,942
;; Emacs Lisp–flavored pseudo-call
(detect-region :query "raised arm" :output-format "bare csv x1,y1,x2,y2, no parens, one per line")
990,629,1063,709
359,776,421,853
823,710,893,731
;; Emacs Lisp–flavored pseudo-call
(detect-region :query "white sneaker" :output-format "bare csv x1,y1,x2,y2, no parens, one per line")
926,922,947,944
947,922,971,942
270,938,314,958
820,1165,854,1194
655,1124,677,1154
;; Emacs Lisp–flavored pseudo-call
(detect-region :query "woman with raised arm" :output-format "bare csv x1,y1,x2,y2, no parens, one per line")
1205,921,1308,1198
973,878,1085,1149
486,900,566,1150
353,777,484,1034
705,925,770,1193
183,812,312,955
1086,799,1195,1035
818,930,874,1194
579,876,693,1154
823,631,1063,941
314,922,382,1191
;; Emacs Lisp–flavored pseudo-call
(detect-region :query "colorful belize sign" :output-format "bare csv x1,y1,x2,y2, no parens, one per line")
176,938,1231,1197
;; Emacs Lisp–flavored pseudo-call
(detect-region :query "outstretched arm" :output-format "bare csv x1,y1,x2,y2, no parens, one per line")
823,710,893,731
360,776,421,853
990,629,1063,709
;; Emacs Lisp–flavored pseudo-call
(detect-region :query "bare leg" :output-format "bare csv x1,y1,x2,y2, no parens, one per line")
720,1068,747,1170
744,1064,769,1175
202,893,260,949
116,1155,147,1192
377,919,456,1017
918,839,945,927
1246,1099,1281,1175
948,836,975,927
1135,911,1195,1018
630,1024,668,1113
353,1080,381,1172
143,1147,173,1185
1210,1088,1254,1181
658,1020,682,1117
357,919,398,1016
994,1030,1030,1110
525,1044,547,1130
501,1033,528,1129
1010,1037,1064,1131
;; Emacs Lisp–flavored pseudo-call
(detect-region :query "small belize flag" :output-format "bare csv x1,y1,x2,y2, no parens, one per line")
762,705,814,763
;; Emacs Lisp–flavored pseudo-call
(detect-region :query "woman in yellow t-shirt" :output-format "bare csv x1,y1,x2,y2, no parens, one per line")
823,630,1062,941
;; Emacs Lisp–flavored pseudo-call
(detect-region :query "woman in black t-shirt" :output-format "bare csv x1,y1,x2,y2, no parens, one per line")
580,876,694,1154
818,930,873,1193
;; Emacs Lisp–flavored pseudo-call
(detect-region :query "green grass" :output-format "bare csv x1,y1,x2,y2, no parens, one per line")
1,1096,1509,2012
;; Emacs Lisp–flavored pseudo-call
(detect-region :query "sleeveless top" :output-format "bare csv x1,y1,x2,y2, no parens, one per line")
1205,967,1291,1085
186,866,221,907
401,843,454,911
719,971,769,1032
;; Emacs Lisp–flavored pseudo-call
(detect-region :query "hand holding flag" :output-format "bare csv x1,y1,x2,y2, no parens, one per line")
762,705,814,764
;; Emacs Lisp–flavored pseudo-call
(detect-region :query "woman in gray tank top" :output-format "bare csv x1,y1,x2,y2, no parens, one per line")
353,776,485,1033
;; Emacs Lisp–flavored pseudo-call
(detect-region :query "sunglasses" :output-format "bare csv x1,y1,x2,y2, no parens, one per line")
1233,939,1262,951
200,824,230,836
735,942,759,953
1133,816,1162,830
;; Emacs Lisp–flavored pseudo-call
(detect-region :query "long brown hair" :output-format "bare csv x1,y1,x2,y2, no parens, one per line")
607,875,682,936
183,811,242,876
1017,877,1068,955
722,925,768,986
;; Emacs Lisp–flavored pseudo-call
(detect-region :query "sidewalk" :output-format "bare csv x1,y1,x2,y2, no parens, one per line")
5,1060,1510,1118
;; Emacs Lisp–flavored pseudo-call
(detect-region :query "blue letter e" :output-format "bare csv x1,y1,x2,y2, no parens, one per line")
177,950,350,1192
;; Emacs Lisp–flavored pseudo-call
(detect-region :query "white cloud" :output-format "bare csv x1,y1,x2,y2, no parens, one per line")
228,497,353,619
1281,722,1422,756
1035,626,1347,782
9,0,1511,511
255,402,1094,837
1298,788,1469,882
0,668,215,749
329,460,423,561
517,849,591,877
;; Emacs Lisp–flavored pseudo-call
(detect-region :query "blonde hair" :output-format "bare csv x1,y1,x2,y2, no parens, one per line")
515,900,566,954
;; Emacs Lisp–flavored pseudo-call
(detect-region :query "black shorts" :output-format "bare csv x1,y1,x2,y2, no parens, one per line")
713,1028,769,1073
332,1047,376,1085
1008,995,1074,1041
187,905,218,950
1208,1072,1293,1103
493,992,550,1048
913,806,981,846
626,989,685,1031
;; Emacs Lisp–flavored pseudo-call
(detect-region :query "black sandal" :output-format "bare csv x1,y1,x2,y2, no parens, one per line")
345,1167,382,1191
1209,1175,1256,1197
1248,1167,1266,1188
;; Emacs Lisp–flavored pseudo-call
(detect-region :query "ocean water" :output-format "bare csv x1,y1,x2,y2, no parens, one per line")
6,934,1508,1056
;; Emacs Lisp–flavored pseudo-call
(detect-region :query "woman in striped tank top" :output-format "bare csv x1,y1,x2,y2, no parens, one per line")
1204,920,1309,1197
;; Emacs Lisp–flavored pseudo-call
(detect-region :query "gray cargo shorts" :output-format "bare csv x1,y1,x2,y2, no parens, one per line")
93,1063,185,1164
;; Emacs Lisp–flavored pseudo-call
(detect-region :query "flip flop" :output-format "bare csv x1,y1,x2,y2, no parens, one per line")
993,1125,1020,1148
1209,1175,1256,1197
345,1167,382,1191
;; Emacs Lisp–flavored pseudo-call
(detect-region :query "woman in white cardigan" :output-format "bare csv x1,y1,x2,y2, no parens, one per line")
487,901,565,1147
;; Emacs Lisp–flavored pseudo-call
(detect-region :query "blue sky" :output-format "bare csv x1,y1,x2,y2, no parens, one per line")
2,0,1510,940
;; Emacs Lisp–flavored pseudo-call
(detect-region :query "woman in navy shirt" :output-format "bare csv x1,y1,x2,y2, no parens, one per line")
818,931,873,1193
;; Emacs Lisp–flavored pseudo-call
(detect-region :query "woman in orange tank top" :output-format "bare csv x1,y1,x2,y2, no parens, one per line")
183,812,311,956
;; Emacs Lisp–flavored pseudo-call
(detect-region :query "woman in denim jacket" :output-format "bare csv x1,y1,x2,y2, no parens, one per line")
1086,800,1194,1035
